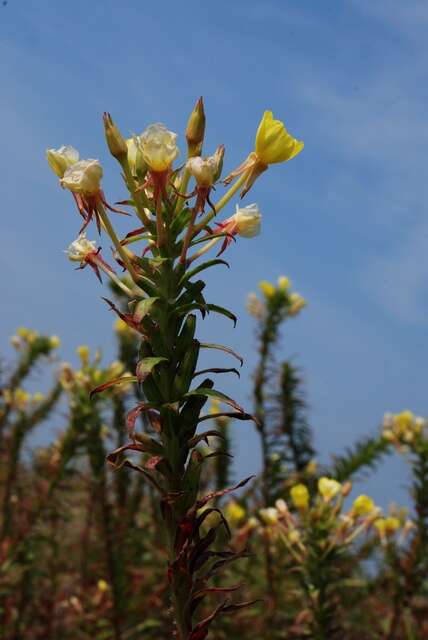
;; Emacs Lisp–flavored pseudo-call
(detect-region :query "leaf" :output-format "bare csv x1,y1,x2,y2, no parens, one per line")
126,402,153,434
199,343,243,367
136,356,168,382
133,297,159,322
188,430,225,448
90,375,138,398
206,304,237,327
193,367,240,378
179,259,230,285
198,411,259,425
184,388,245,414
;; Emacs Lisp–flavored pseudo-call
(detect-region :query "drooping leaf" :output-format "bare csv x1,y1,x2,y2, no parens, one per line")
90,375,138,398
199,343,243,367
185,388,245,414
193,367,240,378
179,259,230,285
206,304,237,327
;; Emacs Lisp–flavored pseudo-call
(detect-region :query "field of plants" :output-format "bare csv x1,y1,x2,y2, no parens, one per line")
1,99,427,640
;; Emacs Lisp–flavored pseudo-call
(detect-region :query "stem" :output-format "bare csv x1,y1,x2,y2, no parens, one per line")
192,171,249,236
120,158,151,226
96,202,139,280
95,259,143,296
174,165,191,214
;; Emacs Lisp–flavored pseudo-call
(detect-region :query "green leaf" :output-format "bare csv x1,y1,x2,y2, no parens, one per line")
136,356,168,382
200,342,243,367
184,388,245,414
179,259,229,285
133,297,160,322
206,304,237,327
170,206,192,236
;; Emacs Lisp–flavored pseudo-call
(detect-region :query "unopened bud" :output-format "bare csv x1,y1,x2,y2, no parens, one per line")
186,96,206,157
103,113,128,161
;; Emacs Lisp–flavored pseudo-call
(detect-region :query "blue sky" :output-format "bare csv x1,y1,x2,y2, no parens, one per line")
1,0,428,508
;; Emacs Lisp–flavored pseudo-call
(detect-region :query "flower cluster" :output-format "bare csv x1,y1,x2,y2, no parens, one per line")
246,275,306,320
10,327,60,351
382,410,426,448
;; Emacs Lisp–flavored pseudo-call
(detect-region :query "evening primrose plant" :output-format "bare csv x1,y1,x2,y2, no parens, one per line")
47,98,303,639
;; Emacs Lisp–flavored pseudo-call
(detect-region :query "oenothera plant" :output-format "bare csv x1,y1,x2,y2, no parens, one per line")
47,99,303,639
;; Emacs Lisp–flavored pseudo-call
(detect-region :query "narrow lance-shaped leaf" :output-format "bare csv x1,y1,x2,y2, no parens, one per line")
136,356,168,382
199,343,243,367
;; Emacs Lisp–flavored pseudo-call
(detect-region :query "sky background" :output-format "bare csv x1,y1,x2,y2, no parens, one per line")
1,0,427,508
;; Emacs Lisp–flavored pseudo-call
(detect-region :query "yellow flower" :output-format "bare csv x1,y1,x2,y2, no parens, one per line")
49,335,61,349
305,459,317,476
255,111,304,165
259,280,276,298
14,388,30,410
384,516,401,533
32,392,45,403
290,484,310,510
225,500,246,525
114,318,130,334
318,477,341,502
231,204,262,238
353,495,375,517
97,579,109,592
76,345,90,365
17,326,31,339
277,275,291,291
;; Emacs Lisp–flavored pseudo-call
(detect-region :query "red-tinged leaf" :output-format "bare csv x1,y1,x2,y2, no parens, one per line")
90,375,137,399
199,342,243,367
136,356,168,382
189,601,228,640
195,476,255,512
126,402,151,436
107,456,165,494
193,367,240,378
220,599,261,614
193,584,242,598
107,439,162,464
102,297,142,331
145,455,164,470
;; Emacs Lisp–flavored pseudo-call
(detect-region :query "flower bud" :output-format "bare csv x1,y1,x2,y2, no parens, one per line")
66,233,98,262
288,292,306,316
318,477,341,502
61,160,103,195
46,145,80,178
259,280,276,298
186,96,206,157
290,483,310,510
103,112,128,161
233,203,261,238
139,123,179,172
77,345,90,365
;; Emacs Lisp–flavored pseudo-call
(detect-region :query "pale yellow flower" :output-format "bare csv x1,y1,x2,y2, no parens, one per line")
76,345,90,365
61,159,103,195
232,204,261,238
288,292,306,316
46,145,79,178
290,484,310,510
139,123,179,172
97,579,109,592
318,477,341,502
277,275,291,291
255,111,304,165
67,231,97,262
49,335,61,349
259,507,278,525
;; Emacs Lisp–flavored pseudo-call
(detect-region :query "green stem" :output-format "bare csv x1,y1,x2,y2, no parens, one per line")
96,202,139,280
120,158,151,225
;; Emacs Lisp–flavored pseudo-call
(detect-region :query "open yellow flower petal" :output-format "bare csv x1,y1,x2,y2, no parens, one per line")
255,111,304,165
